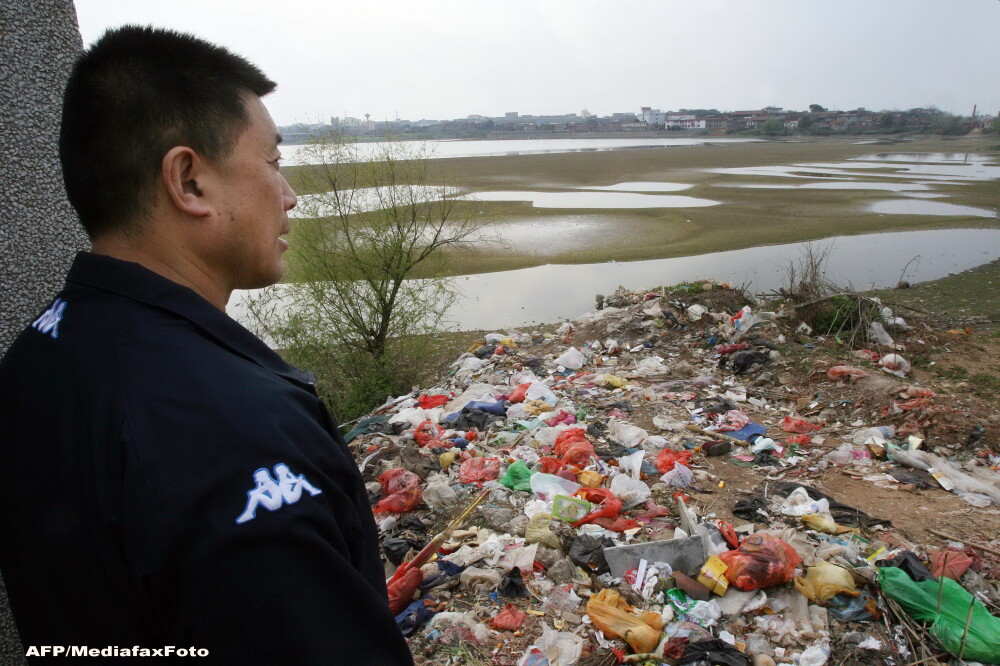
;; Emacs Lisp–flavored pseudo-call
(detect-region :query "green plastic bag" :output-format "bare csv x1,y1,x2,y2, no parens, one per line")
878,566,1000,663
499,459,536,492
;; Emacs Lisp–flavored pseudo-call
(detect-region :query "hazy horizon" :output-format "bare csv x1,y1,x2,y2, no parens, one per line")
72,0,1000,127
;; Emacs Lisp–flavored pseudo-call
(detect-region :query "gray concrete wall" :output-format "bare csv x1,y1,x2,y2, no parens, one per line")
0,1,85,660
1,1,86,352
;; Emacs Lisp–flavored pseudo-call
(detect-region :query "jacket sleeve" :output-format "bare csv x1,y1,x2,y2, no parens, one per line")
120,367,414,664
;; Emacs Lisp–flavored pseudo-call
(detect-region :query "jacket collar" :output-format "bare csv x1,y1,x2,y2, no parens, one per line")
66,252,316,388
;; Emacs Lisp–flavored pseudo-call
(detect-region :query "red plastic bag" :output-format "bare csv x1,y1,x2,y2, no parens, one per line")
716,342,750,355
785,434,812,446
780,415,821,434
374,468,423,514
898,386,934,399
545,410,577,427
387,566,423,614
655,449,693,475
553,428,589,457
508,383,531,404
718,533,802,591
491,604,526,630
538,456,564,474
572,488,622,527
413,420,446,448
827,366,868,380
715,409,751,432
592,516,640,532
931,547,977,580
560,440,596,469
418,394,450,409
458,457,501,485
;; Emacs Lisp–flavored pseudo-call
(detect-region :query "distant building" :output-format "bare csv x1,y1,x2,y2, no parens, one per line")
664,114,706,129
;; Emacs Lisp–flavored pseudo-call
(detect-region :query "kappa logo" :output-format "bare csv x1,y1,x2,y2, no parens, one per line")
32,298,66,339
235,463,323,525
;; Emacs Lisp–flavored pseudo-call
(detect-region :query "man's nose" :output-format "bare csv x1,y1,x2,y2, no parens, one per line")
281,174,297,211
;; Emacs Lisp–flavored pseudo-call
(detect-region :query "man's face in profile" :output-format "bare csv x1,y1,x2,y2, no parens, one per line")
208,94,297,290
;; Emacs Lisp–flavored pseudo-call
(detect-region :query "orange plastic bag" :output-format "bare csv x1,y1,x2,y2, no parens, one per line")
458,456,501,485
655,449,693,475
577,470,604,488
374,468,423,514
718,533,802,591
585,588,663,653
780,415,821,434
572,488,622,528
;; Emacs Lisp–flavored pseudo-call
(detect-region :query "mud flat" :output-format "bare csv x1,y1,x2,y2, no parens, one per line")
282,135,999,278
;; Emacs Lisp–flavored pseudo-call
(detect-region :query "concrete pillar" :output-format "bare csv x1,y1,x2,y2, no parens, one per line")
0,1,85,660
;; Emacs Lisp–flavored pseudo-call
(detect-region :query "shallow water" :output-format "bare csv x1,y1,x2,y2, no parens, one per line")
574,181,692,192
281,137,762,165
719,181,931,191
460,190,720,209
868,200,996,218
230,228,1000,333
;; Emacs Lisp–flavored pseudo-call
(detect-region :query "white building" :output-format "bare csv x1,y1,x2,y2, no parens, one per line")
640,107,668,126
665,114,706,129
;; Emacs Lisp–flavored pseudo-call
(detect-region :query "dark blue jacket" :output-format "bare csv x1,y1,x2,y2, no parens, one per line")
0,252,412,664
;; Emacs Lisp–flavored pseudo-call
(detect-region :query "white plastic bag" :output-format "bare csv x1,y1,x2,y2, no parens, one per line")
554,347,586,370
618,450,645,479
529,473,582,501
780,487,831,517
661,463,693,488
609,420,648,448
609,473,651,509
423,475,458,510
868,322,894,346
525,382,558,406
879,353,911,377
536,625,583,665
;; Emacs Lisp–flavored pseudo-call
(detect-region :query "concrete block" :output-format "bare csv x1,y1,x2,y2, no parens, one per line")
603,535,704,577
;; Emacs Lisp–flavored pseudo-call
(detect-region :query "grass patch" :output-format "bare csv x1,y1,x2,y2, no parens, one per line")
970,372,1000,394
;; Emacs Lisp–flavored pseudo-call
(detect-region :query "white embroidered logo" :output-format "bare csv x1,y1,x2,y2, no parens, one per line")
32,298,66,339
235,463,323,525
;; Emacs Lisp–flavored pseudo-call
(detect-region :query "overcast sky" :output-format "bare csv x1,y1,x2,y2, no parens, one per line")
72,0,999,127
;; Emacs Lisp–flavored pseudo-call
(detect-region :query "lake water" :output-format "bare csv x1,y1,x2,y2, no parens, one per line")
229,228,1000,333
281,136,761,165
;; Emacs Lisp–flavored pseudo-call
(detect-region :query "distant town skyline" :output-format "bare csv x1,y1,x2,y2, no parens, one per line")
72,0,1000,127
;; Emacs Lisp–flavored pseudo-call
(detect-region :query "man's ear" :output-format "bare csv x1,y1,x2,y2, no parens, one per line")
161,146,213,217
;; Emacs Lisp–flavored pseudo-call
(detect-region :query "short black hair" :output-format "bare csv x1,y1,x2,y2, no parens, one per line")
59,25,276,239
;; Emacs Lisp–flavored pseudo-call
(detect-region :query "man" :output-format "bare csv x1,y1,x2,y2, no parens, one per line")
0,26,412,663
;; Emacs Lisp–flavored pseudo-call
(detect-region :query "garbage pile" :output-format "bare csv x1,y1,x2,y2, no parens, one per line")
345,283,1000,665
